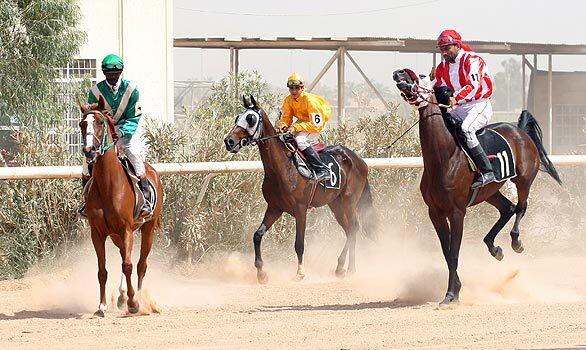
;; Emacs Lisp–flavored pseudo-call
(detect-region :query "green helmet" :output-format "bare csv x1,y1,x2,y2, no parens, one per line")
101,54,124,72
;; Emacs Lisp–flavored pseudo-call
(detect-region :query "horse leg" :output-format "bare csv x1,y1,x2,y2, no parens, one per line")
119,229,139,314
428,208,453,306
254,207,283,284
294,211,308,280
137,221,156,291
91,231,107,317
109,235,127,310
441,208,465,307
510,181,531,253
329,199,359,277
117,274,127,310
483,191,515,261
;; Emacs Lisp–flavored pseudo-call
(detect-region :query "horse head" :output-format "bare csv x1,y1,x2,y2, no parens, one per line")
78,95,115,164
392,68,434,109
224,94,264,153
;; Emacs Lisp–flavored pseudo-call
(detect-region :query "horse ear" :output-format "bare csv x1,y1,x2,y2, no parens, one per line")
249,94,258,109
97,95,105,110
242,94,251,108
78,100,87,114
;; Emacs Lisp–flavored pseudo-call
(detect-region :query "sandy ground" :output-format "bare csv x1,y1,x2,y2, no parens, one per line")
1,236,586,350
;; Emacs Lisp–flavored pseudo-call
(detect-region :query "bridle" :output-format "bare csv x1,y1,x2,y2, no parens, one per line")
232,107,287,147
81,109,116,163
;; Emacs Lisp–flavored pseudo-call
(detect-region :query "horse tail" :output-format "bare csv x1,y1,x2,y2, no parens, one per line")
357,179,378,240
518,110,562,185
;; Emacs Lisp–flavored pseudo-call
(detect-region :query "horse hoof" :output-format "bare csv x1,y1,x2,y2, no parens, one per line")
512,240,524,253
257,271,269,284
128,301,139,314
117,295,127,310
93,309,105,318
492,246,504,261
294,273,305,281
335,268,346,278
438,294,459,309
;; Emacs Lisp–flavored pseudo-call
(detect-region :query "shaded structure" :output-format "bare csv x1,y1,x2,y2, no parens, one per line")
174,37,586,152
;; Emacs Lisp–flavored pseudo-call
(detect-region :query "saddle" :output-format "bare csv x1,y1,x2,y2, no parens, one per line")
119,157,157,223
281,134,342,190
435,86,516,182
442,114,517,182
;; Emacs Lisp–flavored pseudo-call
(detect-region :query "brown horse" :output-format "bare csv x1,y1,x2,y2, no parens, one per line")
393,69,562,307
224,95,376,283
78,97,163,316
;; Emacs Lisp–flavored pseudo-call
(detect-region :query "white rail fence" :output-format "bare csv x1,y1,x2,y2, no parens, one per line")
1,155,586,180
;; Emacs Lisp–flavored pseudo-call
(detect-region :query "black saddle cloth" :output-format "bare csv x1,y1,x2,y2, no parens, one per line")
442,112,516,182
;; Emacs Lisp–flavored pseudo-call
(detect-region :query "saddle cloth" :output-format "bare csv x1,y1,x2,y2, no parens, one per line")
282,136,342,189
119,157,157,222
444,116,517,182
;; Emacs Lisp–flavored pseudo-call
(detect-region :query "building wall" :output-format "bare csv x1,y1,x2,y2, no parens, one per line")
528,70,586,154
77,0,174,123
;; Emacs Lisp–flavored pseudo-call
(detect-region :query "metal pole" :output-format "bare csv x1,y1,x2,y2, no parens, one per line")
229,48,235,77
432,53,437,72
307,50,340,92
522,54,526,109
234,49,240,99
337,47,345,123
547,54,553,154
345,51,391,112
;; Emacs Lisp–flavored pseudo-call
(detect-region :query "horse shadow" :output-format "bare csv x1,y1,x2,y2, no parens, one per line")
0,309,84,320
242,299,423,313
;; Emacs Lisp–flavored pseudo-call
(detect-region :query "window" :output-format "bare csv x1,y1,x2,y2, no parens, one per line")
56,59,98,153
554,104,586,153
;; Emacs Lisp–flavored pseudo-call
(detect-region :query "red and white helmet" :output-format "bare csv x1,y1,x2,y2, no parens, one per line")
437,29,472,51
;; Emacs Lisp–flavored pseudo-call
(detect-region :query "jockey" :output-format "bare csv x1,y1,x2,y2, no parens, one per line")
433,29,496,188
277,73,332,182
80,54,151,215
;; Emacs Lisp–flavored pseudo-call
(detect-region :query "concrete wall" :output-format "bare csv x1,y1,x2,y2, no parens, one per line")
77,0,174,123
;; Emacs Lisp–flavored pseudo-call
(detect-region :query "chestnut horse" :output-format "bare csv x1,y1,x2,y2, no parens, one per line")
224,95,376,283
79,97,163,316
393,69,562,307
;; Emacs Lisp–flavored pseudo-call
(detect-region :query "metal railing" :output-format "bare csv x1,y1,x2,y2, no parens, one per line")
1,155,585,180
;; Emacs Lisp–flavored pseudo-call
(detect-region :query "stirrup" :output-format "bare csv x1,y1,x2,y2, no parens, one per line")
314,170,331,182
471,172,495,189
78,202,87,218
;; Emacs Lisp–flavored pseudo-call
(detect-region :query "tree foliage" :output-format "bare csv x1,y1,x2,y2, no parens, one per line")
0,0,85,127
492,58,522,111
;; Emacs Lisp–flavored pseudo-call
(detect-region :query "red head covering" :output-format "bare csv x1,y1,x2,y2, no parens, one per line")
437,29,472,51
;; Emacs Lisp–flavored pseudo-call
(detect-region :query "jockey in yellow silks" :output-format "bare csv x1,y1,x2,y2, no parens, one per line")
277,73,332,182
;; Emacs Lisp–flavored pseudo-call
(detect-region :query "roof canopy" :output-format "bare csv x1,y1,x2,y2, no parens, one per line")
174,37,586,55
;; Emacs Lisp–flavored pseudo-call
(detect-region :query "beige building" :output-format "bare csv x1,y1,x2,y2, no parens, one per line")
75,0,174,123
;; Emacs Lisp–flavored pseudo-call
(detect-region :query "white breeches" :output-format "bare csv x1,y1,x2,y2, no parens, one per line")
451,99,493,148
292,131,319,151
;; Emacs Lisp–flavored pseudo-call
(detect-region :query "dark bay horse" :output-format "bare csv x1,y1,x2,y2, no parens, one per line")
79,96,163,316
393,69,562,307
224,95,376,283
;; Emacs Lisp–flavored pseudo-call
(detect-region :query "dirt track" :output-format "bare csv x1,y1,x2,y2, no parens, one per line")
1,237,585,350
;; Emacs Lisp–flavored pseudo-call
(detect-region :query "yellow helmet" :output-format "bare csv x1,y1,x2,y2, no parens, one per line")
287,72,305,87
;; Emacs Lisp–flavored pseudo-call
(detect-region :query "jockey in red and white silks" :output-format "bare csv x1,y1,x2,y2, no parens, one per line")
433,29,496,188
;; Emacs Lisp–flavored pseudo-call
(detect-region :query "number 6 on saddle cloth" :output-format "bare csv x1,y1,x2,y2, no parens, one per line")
280,133,341,190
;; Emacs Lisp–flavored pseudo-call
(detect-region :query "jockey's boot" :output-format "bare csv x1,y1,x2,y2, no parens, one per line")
301,147,331,182
78,174,91,217
470,144,496,189
138,177,152,214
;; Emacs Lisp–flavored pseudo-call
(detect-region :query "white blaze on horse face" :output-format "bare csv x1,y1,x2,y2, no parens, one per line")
84,114,95,149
